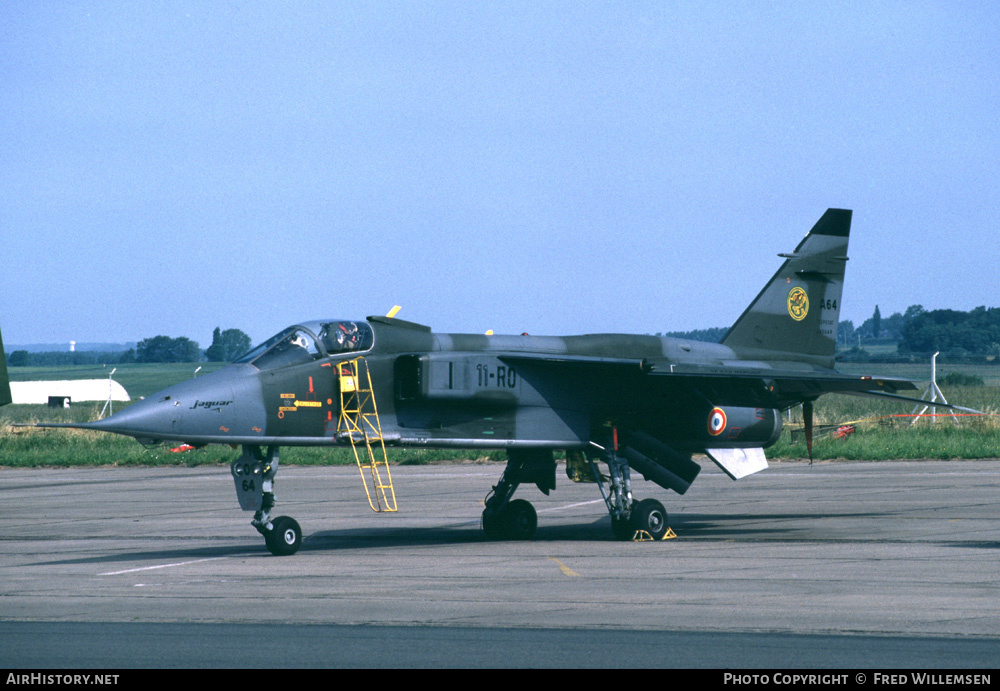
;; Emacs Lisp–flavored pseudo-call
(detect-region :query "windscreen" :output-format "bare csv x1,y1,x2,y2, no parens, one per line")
242,326,323,371
235,320,373,370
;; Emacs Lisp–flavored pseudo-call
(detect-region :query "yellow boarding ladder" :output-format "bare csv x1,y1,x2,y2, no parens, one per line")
337,356,398,512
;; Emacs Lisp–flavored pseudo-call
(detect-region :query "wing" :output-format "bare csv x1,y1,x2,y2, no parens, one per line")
498,353,977,412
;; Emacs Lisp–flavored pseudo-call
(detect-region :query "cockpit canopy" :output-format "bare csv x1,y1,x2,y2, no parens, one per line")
235,320,374,371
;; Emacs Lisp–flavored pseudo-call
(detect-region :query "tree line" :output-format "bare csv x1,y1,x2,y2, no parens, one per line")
838,305,1000,359
6,327,252,367
664,305,1000,361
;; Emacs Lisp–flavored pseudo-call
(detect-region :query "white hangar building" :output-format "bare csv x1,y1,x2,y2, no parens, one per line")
9,380,130,405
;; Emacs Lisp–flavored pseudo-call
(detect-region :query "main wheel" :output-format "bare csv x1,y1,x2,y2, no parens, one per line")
482,509,504,540
611,515,636,541
265,516,302,556
631,499,668,540
501,499,537,540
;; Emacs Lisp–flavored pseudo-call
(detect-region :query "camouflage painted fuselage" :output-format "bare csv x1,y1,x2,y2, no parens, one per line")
84,316,845,452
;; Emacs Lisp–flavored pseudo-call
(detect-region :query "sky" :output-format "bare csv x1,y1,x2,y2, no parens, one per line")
2,2,998,348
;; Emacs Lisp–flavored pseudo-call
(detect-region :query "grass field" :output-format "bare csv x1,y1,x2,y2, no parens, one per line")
769,384,1000,460
2,362,998,466
8,362,229,399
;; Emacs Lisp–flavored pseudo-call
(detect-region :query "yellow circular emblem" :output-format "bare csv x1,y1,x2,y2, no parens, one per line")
787,287,809,321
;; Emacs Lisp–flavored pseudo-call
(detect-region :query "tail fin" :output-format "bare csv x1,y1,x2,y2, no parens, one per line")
721,208,851,367
0,322,11,406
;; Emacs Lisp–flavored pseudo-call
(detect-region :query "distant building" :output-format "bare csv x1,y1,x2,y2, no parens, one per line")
9,380,130,405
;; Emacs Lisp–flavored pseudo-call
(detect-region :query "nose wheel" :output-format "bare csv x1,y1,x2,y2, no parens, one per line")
264,516,302,556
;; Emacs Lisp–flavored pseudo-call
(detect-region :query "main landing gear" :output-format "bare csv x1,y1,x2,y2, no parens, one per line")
481,449,551,540
480,443,671,542
592,441,670,541
231,445,303,556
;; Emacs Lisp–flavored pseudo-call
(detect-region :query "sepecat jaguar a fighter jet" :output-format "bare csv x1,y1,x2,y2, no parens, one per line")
42,209,961,555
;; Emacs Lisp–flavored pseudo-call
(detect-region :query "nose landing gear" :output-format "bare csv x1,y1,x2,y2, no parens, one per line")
232,445,303,556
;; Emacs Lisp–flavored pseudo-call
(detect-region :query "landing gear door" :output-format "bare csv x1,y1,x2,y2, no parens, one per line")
231,446,278,511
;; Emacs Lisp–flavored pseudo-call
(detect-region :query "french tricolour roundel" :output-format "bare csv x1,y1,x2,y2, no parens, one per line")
708,407,727,436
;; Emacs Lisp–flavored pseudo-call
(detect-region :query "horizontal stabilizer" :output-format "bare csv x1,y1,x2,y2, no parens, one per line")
839,389,982,413
705,447,768,480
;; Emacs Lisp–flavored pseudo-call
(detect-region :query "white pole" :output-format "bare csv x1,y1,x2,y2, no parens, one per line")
931,352,938,422
100,368,117,419
911,351,958,425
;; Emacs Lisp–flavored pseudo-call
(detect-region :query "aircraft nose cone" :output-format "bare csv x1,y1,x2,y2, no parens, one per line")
84,394,185,441
88,366,258,443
